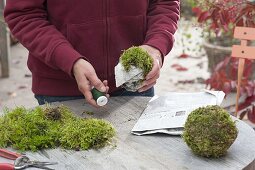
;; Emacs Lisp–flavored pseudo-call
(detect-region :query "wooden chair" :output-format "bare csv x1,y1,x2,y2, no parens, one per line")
0,0,10,78
231,26,255,117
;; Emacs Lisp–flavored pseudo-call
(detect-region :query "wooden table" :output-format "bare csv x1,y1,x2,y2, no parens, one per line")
1,97,255,170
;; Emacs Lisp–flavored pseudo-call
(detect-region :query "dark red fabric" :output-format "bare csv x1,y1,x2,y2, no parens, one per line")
4,0,180,96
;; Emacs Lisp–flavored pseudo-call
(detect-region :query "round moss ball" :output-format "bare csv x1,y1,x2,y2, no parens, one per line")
120,46,153,77
182,105,238,158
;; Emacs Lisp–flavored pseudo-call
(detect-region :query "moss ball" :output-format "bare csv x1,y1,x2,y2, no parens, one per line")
182,105,238,158
120,46,153,77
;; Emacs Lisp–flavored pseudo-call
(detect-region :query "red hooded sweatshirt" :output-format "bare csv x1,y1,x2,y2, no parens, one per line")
4,0,180,96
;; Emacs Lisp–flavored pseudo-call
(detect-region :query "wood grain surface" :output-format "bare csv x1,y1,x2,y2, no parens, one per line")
0,96,255,170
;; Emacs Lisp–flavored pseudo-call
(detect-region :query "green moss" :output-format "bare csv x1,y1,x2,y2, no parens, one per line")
0,105,116,152
83,111,94,115
182,105,238,158
0,107,60,151
60,118,116,150
43,105,74,121
120,46,153,77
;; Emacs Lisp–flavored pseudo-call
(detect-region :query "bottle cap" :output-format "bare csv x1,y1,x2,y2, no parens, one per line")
91,88,108,106
96,96,108,106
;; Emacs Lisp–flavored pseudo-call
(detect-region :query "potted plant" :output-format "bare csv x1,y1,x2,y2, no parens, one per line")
206,56,255,123
191,0,255,71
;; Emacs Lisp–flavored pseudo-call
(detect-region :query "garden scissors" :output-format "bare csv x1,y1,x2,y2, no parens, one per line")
0,149,58,170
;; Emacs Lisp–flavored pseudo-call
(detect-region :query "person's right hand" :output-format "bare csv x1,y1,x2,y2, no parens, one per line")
72,59,109,107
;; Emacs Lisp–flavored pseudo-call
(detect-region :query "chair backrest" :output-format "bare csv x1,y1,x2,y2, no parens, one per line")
233,26,255,40
231,26,255,116
232,27,255,60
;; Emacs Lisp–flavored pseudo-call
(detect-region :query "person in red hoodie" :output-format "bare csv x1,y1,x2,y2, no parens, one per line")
4,0,180,107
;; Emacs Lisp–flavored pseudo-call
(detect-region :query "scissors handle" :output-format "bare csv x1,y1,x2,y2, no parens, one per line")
0,163,15,170
0,149,21,160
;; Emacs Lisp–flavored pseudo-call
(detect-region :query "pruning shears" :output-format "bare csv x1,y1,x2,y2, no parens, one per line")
0,149,57,170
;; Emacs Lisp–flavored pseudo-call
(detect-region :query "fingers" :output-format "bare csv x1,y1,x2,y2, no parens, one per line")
87,74,106,93
138,82,156,92
77,72,99,107
73,59,108,107
103,80,110,98
143,72,160,86
146,58,160,80
137,45,162,93
86,76,108,107
103,80,109,93
138,76,158,92
83,74,107,107
139,63,160,92
103,80,108,86
84,90,98,107
77,77,98,107
86,71,108,107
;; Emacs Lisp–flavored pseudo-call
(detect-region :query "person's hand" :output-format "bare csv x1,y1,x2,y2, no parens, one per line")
138,45,162,92
72,59,109,107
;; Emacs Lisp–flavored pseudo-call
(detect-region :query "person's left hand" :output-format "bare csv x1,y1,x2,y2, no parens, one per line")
138,45,162,92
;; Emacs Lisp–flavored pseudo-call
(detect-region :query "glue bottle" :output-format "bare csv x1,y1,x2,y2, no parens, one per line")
91,88,108,106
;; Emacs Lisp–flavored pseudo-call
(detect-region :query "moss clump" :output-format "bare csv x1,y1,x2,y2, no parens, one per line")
83,111,94,115
120,46,153,77
182,105,238,158
60,118,115,150
0,106,61,151
43,105,62,120
0,105,116,151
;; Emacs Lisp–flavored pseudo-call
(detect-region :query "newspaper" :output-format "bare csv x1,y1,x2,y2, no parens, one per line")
115,63,144,92
131,90,225,136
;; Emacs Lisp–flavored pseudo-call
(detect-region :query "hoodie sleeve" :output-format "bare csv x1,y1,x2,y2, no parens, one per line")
4,0,85,76
143,0,180,61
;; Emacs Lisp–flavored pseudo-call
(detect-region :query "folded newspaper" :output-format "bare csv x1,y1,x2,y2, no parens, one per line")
131,90,225,136
115,63,144,92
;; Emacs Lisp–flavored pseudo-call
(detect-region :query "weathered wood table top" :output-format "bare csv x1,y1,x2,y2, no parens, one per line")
1,96,255,170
